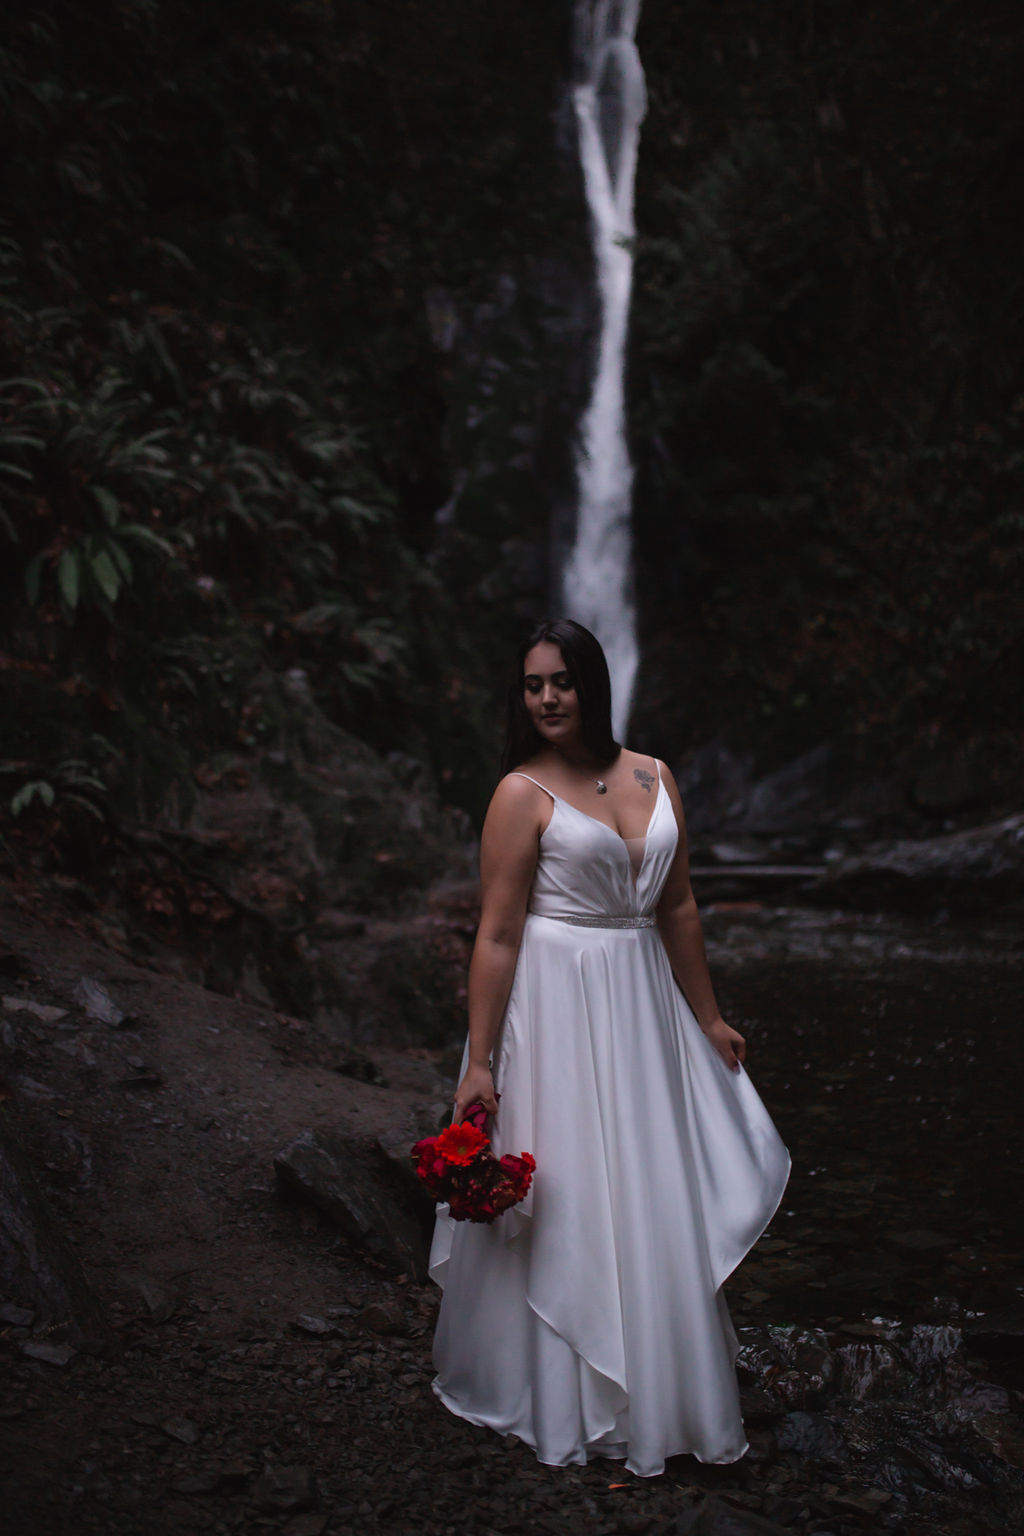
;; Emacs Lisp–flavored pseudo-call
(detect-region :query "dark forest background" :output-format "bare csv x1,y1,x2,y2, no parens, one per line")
2,0,1022,898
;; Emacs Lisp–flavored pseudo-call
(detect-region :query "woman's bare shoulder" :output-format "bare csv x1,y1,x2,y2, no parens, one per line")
651,758,686,819
616,746,669,783
616,746,653,771
488,769,553,815
481,771,552,850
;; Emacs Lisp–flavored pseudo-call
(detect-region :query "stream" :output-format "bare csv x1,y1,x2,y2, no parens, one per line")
701,900,1024,1529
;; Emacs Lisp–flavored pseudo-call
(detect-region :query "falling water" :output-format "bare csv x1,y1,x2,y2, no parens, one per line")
563,1,646,740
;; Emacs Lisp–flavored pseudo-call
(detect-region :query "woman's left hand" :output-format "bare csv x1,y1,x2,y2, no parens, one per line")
702,1017,745,1072
453,1061,499,1123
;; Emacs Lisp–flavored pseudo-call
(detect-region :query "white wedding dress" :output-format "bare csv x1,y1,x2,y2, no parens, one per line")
429,765,790,1477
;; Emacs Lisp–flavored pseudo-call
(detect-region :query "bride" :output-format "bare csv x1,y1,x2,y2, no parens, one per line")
429,618,790,1477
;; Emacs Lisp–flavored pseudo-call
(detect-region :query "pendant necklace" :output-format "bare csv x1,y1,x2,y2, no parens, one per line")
551,743,608,793
555,749,607,793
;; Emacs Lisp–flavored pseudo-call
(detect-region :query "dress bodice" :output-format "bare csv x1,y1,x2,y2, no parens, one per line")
514,771,679,921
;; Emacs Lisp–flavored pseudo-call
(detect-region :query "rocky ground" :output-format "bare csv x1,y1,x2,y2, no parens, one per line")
1,877,1023,1536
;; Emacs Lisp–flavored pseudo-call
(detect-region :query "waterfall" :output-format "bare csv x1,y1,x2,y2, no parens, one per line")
563,0,646,741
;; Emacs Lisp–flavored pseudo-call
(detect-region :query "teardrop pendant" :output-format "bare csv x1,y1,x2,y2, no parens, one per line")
595,780,607,794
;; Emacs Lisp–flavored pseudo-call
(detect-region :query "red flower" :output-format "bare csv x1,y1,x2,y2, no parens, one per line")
462,1099,493,1131
498,1151,536,1202
435,1121,490,1166
410,1101,533,1224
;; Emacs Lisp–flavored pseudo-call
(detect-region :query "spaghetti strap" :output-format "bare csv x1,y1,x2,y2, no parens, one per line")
509,771,557,802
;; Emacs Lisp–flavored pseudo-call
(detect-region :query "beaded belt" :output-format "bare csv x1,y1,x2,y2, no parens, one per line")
533,912,657,929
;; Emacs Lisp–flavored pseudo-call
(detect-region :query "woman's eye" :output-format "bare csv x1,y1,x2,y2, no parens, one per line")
525,677,573,694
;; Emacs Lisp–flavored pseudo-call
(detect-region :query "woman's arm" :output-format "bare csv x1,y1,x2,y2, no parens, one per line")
655,762,745,1072
452,775,545,1121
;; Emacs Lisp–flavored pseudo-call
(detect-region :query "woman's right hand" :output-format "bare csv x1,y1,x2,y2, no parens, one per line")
453,1062,498,1124
702,1016,746,1072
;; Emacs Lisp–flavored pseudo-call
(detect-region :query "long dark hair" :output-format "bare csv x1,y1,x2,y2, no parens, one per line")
500,617,621,775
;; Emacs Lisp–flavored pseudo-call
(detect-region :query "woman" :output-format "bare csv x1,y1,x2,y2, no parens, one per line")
429,618,790,1478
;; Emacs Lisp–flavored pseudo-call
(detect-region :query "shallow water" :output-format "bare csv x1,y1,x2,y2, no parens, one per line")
695,904,1024,1528
703,903,1024,1332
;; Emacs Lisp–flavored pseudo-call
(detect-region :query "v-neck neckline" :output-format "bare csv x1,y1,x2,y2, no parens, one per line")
548,772,664,846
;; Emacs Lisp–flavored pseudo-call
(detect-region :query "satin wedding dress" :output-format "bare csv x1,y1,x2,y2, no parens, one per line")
429,764,790,1477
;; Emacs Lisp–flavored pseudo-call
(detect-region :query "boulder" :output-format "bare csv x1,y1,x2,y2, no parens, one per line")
812,813,1024,913
0,1103,111,1349
273,1128,431,1280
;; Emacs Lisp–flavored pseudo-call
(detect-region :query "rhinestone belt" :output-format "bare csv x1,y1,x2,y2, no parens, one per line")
533,912,657,929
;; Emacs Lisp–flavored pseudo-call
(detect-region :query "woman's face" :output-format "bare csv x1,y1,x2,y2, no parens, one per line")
522,641,582,749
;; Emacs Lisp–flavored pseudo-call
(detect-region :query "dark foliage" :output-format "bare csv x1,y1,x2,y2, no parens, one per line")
630,0,1024,779
0,0,582,854
2,0,1021,882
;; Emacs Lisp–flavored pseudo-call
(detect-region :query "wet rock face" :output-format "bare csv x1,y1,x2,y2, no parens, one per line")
273,1128,433,1281
814,813,1024,915
675,740,905,840
735,1317,1024,1517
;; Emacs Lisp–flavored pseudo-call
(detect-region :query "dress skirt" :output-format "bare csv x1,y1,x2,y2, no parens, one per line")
429,912,791,1478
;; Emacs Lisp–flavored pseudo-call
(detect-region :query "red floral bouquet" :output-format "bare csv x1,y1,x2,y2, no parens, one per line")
411,1099,536,1224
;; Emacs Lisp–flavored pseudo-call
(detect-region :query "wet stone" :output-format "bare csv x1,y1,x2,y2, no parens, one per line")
254,1463,316,1514
739,1386,785,1425
358,1302,411,1337
669,1494,791,1534
160,1414,201,1445
73,976,124,1026
134,1275,178,1323
0,1304,35,1327
2,996,68,1024
743,1428,778,1463
762,1494,809,1525
21,1340,76,1367
771,1370,832,1411
293,1315,335,1336
171,1467,223,1496
970,1412,1024,1469
219,1458,251,1488
283,1515,329,1536
837,1321,896,1340
828,1487,892,1516
775,1411,847,1465
793,1341,834,1379
834,1342,908,1401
